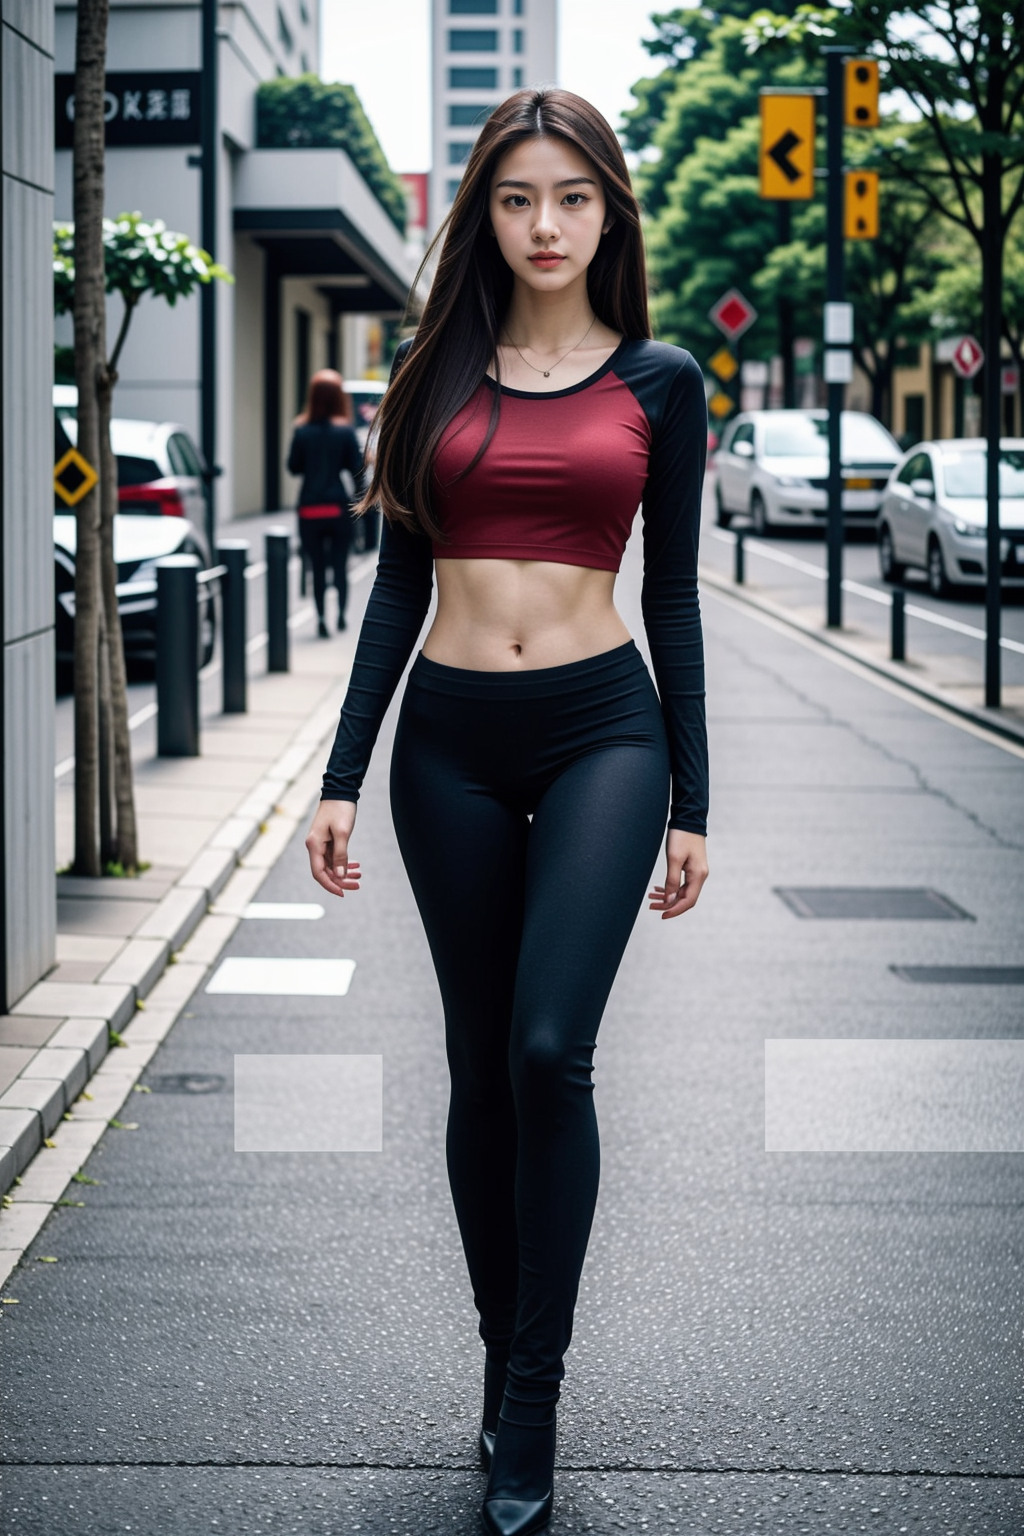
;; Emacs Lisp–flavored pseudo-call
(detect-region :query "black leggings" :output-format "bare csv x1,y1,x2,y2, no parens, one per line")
390,641,670,1409
299,514,352,620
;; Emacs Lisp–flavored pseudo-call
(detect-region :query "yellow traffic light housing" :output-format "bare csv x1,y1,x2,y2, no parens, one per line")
844,169,879,238
845,58,879,128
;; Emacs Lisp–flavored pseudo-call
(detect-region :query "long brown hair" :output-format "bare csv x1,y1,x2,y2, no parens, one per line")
297,369,353,426
358,88,651,539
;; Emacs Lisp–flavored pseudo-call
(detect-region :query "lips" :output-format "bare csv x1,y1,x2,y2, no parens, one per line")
529,253,565,267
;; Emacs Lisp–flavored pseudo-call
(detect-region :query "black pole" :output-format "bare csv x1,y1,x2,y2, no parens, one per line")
156,555,201,756
266,527,290,673
734,524,746,585
200,0,218,556
777,200,796,408
981,123,1004,706
890,586,905,662
823,46,852,630
217,538,248,713
264,252,282,512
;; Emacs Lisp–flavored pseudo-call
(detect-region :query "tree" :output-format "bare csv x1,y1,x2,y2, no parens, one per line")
54,213,230,875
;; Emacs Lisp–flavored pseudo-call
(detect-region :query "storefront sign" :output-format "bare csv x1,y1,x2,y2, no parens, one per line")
55,72,202,148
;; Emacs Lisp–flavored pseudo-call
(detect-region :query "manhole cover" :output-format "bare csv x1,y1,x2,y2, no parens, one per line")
146,1073,226,1094
891,965,1024,985
774,887,974,920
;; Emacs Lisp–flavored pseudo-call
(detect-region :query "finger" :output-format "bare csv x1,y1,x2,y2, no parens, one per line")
660,865,708,919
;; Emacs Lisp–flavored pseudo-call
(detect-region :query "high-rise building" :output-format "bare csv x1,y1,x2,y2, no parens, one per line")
430,0,558,235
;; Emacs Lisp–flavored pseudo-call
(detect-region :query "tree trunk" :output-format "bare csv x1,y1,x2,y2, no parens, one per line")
97,606,114,866
70,0,111,876
98,364,140,871
980,12,1006,707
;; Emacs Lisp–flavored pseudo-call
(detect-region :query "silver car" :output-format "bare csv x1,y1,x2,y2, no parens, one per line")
876,438,1024,595
713,409,901,534
55,385,210,523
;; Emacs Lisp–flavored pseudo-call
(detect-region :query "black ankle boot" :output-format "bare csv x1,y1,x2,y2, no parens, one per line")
481,1407,555,1535
480,1352,509,1470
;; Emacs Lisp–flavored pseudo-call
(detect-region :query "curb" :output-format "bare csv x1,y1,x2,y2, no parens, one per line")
0,703,340,1267
699,566,1024,753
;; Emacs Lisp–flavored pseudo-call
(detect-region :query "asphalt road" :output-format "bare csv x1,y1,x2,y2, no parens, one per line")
15,527,1024,1534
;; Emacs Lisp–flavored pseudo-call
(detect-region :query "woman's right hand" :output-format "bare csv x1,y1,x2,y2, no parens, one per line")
305,799,361,899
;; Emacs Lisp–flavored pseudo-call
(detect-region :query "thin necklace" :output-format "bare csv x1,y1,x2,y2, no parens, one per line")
501,313,599,379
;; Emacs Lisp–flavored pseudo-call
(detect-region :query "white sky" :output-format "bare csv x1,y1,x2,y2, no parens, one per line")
320,0,665,173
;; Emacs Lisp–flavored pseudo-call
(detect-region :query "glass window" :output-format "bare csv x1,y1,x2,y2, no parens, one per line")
897,452,930,486
449,67,498,88
116,455,162,488
732,421,755,448
513,28,524,52
448,141,473,165
446,178,464,202
941,448,1024,498
448,29,498,50
512,66,524,87
449,103,495,126
762,415,821,456
514,0,524,13
277,6,293,52
839,414,899,459
450,0,497,11
171,432,204,477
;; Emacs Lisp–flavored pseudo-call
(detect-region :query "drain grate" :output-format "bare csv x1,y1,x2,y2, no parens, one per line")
774,887,974,921
891,965,1024,985
146,1072,226,1094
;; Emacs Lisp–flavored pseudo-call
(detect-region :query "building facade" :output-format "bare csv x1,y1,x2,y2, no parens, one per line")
430,0,557,235
53,0,412,519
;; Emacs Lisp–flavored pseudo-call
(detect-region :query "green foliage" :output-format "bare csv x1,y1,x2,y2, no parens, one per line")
53,214,232,317
256,76,406,234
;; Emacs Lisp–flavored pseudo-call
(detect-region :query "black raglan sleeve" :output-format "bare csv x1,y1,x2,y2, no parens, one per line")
639,349,710,836
321,341,432,802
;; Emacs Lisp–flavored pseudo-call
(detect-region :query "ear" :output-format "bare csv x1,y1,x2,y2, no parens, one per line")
601,216,615,235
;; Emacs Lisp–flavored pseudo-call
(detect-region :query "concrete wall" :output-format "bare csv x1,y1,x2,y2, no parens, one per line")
2,0,57,1004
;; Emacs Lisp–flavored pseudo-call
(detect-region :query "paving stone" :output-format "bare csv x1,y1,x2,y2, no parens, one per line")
11,982,133,1030
143,961,207,1012
98,936,171,997
0,1249,22,1288
0,1017,63,1049
0,1046,35,1095
0,1077,66,1137
133,886,208,949
54,898,159,938
22,1047,89,1104
209,816,261,856
44,959,107,984
241,812,299,869
0,1106,40,1177
9,1157,78,1204
0,1200,52,1253
176,847,237,898
55,872,175,902
47,1018,109,1074
176,913,239,967
54,933,127,964
209,864,270,916
121,1007,182,1045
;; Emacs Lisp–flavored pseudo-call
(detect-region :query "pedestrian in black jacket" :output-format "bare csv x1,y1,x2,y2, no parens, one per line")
287,371,363,635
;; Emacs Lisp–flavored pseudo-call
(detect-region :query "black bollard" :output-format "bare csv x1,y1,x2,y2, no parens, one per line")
890,585,906,662
266,527,290,673
156,554,200,756
734,524,746,585
218,539,249,713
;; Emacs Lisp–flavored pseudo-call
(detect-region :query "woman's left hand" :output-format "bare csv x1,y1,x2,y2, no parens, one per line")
648,830,708,920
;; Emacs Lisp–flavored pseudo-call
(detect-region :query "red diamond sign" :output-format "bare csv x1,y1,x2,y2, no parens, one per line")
709,288,758,341
951,334,984,380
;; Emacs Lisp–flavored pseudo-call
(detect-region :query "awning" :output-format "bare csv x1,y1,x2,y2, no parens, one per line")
233,148,413,312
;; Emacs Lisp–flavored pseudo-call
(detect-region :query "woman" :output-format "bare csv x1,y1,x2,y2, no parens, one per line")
287,370,362,636
305,88,709,1536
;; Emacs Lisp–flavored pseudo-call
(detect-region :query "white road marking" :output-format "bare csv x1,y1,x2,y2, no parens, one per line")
710,529,1024,654
765,1038,1024,1152
206,956,355,995
55,701,160,779
234,1053,382,1151
241,902,325,921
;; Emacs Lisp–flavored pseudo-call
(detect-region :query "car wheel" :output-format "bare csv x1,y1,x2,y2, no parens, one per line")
714,483,732,529
878,523,905,584
750,490,769,537
927,536,950,598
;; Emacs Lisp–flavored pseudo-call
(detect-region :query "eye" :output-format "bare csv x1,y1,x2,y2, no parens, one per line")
562,192,588,207
503,194,530,209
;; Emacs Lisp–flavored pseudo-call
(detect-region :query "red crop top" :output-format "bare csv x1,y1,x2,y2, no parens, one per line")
321,336,710,834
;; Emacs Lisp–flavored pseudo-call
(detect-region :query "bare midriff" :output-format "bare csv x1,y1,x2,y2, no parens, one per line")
422,557,632,672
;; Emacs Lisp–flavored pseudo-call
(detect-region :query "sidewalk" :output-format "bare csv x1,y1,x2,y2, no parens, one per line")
0,572,362,1277
700,519,1024,747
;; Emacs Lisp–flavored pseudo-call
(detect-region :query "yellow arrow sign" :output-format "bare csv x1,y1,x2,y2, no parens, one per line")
54,447,99,507
709,347,738,383
760,94,816,200
708,390,734,419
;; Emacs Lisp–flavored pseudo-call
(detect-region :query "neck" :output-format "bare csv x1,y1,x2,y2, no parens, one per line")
502,272,596,353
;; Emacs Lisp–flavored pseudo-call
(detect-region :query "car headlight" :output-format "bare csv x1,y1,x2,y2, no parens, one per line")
951,518,982,536
774,475,812,489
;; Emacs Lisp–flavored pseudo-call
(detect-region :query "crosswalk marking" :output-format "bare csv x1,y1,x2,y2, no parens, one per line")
206,957,356,996
241,902,326,921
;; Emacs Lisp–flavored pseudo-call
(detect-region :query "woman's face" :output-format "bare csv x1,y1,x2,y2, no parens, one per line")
489,135,610,294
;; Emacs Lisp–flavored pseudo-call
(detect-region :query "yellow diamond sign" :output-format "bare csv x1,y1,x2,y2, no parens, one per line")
709,348,738,383
54,447,98,507
708,391,734,419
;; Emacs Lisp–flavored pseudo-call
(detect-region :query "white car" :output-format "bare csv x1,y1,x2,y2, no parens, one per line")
876,438,1024,595
55,384,209,523
345,378,386,452
713,409,902,534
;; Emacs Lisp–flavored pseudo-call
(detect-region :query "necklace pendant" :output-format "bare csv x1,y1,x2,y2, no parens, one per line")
543,370,550,377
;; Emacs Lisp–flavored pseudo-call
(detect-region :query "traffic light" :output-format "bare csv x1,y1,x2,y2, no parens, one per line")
845,58,879,127
844,169,879,238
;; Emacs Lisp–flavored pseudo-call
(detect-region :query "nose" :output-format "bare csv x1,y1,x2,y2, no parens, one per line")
532,197,560,242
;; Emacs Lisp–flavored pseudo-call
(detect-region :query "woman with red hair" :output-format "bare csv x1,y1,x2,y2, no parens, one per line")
288,370,362,635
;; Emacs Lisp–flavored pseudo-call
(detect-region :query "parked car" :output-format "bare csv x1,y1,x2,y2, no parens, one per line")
54,384,210,522
345,377,386,453
876,438,1024,595
54,511,216,681
712,409,902,534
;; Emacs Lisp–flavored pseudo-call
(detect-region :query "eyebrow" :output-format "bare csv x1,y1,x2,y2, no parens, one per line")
494,177,598,190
